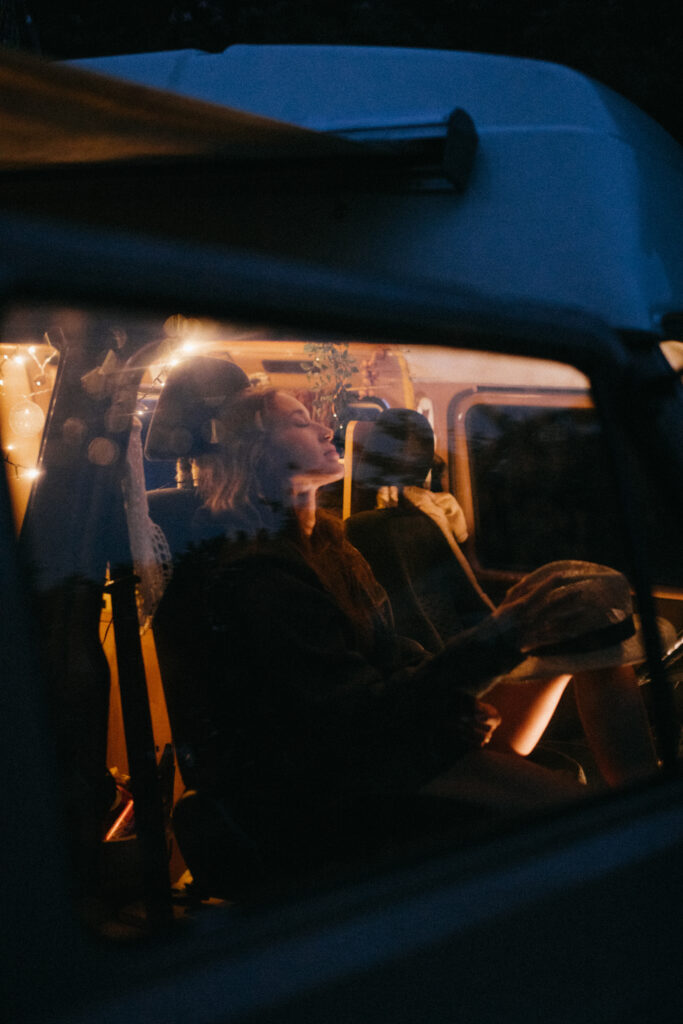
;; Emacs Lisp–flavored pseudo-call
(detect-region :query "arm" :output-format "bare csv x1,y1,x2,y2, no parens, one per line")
207,552,523,793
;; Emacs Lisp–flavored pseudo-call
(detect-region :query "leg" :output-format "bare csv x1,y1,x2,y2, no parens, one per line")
572,664,657,787
421,747,586,819
486,674,572,756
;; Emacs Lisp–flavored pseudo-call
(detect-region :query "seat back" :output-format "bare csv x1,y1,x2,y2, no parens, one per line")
143,358,273,895
347,507,491,650
345,409,491,649
147,486,202,563
147,500,273,895
146,486,215,793
343,409,434,518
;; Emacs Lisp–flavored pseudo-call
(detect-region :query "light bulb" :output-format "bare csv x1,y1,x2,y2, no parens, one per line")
9,399,45,438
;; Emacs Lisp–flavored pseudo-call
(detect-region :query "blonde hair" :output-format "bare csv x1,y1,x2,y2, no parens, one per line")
195,387,288,531
195,386,390,648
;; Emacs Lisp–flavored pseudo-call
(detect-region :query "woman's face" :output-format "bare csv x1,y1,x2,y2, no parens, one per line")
266,392,344,480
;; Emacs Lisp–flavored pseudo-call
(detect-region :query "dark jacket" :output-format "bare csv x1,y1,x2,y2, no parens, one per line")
153,510,521,862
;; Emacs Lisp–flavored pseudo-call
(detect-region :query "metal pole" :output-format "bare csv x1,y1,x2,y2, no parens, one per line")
107,573,173,929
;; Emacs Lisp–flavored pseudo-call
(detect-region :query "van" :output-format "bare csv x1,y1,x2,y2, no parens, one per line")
1,44,682,1023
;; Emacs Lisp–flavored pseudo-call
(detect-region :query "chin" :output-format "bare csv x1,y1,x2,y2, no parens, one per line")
318,462,345,483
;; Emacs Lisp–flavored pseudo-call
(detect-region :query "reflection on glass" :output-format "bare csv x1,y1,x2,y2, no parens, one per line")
0,336,59,528
1,303,678,938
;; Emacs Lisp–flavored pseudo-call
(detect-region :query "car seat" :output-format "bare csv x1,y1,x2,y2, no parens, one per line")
345,408,493,652
345,409,590,781
142,356,272,896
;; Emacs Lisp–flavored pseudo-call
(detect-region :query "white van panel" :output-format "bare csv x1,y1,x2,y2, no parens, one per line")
66,46,683,334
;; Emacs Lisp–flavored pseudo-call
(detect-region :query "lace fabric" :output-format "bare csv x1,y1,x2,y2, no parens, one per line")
122,419,173,631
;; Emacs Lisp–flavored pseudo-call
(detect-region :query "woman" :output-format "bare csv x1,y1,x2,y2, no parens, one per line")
157,387,658,873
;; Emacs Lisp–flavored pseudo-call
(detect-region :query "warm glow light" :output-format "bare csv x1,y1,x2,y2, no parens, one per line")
104,798,135,842
12,353,26,365
22,467,42,481
9,399,45,438
181,341,197,354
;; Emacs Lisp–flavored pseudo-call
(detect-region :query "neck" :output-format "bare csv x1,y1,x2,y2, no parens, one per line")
289,478,319,536
288,467,344,537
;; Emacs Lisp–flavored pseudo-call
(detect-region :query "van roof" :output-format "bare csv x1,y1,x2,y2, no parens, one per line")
67,45,678,150
10,45,683,335
64,46,683,336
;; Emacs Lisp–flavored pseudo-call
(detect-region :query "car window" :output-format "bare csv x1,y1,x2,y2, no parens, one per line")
1,311,60,531
1,302,680,940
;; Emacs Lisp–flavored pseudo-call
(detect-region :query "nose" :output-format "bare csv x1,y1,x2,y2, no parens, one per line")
317,421,333,441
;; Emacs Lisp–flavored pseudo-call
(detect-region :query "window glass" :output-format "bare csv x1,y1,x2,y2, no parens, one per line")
461,399,619,573
1,312,60,530
455,390,683,590
1,305,679,936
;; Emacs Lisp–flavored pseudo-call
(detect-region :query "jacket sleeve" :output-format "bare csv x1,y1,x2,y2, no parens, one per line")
206,552,522,794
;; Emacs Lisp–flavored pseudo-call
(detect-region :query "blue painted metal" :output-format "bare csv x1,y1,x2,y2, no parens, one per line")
69,46,683,334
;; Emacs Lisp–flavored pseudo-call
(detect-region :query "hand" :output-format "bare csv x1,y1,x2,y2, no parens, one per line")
492,567,585,654
445,698,502,749
469,701,502,746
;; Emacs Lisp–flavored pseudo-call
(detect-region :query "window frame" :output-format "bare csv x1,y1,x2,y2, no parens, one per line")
2,209,683,1024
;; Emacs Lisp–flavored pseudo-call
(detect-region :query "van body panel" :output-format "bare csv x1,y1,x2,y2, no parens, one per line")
67,45,683,333
67,45,677,147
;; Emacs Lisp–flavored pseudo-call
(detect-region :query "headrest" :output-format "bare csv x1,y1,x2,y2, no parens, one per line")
145,357,249,460
354,408,435,490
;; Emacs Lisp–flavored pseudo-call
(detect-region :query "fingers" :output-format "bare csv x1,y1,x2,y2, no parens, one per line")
452,701,502,747
496,577,582,653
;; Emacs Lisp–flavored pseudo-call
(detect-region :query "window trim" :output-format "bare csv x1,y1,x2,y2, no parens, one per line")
2,208,682,1024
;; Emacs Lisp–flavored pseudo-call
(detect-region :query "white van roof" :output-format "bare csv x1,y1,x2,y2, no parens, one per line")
66,46,678,146
53,46,683,333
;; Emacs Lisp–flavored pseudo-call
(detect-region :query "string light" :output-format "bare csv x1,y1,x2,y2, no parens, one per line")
0,341,57,485
9,398,45,438
1,342,57,374
2,451,40,480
